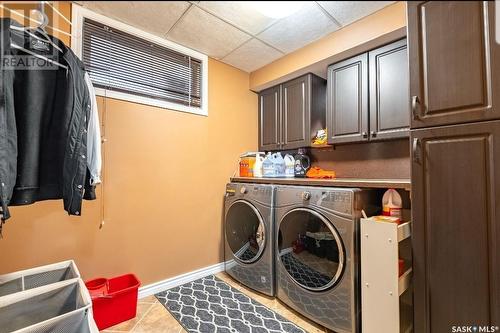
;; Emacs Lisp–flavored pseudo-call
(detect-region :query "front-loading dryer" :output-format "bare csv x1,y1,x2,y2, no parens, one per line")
224,182,275,296
275,185,377,333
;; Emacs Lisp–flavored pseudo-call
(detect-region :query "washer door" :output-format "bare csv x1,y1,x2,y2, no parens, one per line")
225,200,266,264
278,208,345,291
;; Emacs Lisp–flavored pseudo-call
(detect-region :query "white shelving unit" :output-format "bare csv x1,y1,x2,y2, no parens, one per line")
361,218,413,333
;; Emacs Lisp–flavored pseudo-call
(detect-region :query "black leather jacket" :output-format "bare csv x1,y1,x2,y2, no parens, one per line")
0,19,94,223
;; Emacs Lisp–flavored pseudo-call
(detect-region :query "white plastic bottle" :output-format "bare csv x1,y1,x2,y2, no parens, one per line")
273,152,286,178
262,153,275,178
253,153,264,178
382,189,402,218
284,154,295,178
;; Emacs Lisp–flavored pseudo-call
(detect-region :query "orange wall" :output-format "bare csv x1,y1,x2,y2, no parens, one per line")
0,3,258,285
250,1,407,90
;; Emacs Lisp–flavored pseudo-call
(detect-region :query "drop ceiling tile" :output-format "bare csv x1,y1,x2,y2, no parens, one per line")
221,39,283,72
167,6,251,59
196,1,277,35
257,3,340,54
317,1,395,26
81,1,190,36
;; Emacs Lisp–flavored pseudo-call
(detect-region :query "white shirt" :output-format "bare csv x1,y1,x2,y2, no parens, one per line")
84,72,102,185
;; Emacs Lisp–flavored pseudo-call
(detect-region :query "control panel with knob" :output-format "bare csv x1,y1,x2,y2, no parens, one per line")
301,191,311,201
240,186,247,194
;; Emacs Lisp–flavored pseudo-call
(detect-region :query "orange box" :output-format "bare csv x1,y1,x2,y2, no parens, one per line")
239,156,255,177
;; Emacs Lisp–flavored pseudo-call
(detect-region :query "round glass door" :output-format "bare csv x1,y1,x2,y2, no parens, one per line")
225,200,266,264
277,208,345,291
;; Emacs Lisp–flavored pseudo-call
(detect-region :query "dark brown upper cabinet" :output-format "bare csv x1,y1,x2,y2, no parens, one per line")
258,74,326,151
327,53,369,144
369,39,409,140
411,120,500,333
327,39,409,144
258,85,281,151
407,1,500,129
282,76,310,150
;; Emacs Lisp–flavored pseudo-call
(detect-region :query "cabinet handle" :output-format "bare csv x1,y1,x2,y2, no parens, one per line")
412,96,421,120
412,138,422,164
362,132,368,139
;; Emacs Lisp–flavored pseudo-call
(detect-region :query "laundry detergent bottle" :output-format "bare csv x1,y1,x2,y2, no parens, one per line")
284,154,295,178
253,153,264,178
262,153,275,178
273,152,286,177
294,148,311,178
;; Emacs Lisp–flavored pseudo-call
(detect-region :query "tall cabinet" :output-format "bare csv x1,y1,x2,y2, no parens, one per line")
408,1,500,332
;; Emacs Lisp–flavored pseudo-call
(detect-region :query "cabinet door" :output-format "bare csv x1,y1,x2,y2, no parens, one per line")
258,86,281,151
369,39,409,140
411,121,500,333
282,75,310,150
408,1,500,128
327,53,369,144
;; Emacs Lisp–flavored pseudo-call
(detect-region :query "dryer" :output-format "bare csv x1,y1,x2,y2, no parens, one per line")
224,183,275,296
275,185,377,333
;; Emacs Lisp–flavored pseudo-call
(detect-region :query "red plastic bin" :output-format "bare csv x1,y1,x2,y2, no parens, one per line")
85,274,141,330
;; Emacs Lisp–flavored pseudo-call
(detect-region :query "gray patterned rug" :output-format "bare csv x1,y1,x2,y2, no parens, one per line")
155,275,307,333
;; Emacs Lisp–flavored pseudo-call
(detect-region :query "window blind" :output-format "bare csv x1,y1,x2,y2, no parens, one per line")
82,18,202,108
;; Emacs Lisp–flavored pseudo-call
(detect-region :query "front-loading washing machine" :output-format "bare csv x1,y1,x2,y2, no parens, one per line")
224,182,275,296
275,185,377,333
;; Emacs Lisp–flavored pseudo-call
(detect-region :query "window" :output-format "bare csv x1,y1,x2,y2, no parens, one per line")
72,5,208,115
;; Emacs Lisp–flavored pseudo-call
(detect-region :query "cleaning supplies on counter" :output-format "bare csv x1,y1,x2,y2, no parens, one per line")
253,153,264,178
306,166,336,179
262,152,275,177
238,152,255,177
294,148,311,178
284,154,295,178
238,152,265,177
273,152,286,177
382,189,402,218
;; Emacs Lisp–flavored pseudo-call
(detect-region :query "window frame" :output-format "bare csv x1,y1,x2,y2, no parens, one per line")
71,4,209,116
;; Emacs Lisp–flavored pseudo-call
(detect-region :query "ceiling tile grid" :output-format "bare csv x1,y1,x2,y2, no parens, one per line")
80,1,395,73
257,2,340,54
167,5,252,60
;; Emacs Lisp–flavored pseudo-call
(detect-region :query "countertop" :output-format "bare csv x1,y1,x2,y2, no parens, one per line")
231,176,411,191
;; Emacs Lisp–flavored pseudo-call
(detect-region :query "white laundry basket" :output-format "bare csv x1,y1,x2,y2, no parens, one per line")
0,279,98,333
0,260,80,297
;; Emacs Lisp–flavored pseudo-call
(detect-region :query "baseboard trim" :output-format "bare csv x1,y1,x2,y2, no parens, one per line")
138,262,225,299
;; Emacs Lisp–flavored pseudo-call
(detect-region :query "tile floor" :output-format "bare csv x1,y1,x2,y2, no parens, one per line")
102,272,329,333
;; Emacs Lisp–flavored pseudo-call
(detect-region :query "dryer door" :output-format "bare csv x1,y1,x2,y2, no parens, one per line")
278,208,345,291
225,200,266,264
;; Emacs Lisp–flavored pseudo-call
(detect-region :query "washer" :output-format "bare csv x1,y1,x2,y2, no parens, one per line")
224,183,275,296
275,185,377,333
